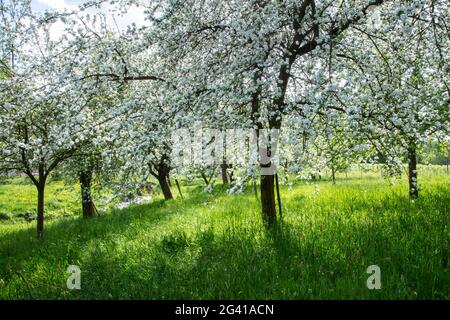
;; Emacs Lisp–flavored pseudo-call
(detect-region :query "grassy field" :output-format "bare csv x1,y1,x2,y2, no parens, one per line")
0,167,448,299
0,177,80,222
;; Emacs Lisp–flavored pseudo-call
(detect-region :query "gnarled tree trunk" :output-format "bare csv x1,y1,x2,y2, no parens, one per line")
158,175,173,200
80,169,96,217
157,163,173,200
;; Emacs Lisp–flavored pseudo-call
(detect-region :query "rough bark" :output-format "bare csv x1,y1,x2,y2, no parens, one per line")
167,173,172,187
260,175,277,226
150,160,173,200
158,175,173,200
80,169,96,218
36,181,45,240
34,164,47,240
157,163,173,200
408,145,419,199
221,161,229,185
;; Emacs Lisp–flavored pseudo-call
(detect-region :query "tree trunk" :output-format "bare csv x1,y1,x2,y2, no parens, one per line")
80,170,96,218
408,145,419,199
200,171,209,186
151,161,173,200
221,161,229,185
275,173,282,220
158,175,173,200
331,167,336,184
167,173,172,187
260,175,276,227
36,182,45,240
175,179,183,200
228,164,234,182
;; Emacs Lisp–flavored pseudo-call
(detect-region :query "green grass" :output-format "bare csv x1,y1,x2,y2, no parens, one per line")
0,170,448,299
0,178,80,222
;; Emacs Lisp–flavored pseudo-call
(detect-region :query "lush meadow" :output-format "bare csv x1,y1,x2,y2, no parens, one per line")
0,167,448,299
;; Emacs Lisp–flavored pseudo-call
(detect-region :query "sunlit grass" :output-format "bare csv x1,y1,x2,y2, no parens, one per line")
0,178,80,221
0,168,448,299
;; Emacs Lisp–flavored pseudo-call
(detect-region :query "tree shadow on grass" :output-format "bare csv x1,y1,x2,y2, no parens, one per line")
0,182,237,265
0,184,448,299
0,198,186,287
68,210,449,300
0,186,250,298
